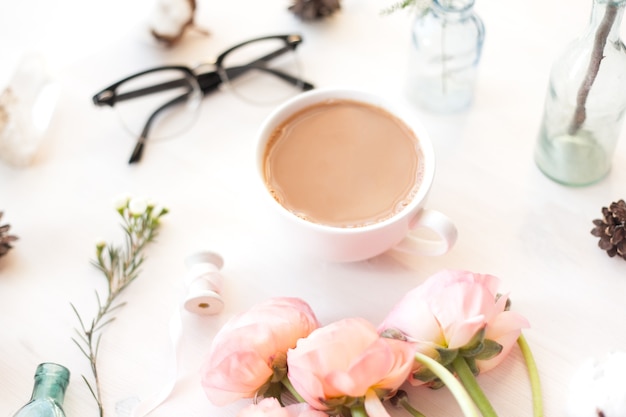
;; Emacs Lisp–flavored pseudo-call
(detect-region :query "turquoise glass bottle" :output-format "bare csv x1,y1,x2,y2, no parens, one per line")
13,363,70,417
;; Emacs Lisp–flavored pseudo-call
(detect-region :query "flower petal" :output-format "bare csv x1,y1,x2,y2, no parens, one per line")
364,389,391,417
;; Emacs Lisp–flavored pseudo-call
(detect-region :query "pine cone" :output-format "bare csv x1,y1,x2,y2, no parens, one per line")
289,0,341,20
591,199,626,260
0,211,18,257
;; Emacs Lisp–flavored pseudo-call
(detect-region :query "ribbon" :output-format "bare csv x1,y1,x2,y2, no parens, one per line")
116,251,225,417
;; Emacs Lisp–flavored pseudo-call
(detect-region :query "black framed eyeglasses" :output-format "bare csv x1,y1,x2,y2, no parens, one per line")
92,34,314,164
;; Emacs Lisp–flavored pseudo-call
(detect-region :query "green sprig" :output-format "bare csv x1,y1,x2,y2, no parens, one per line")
71,196,168,417
381,0,432,15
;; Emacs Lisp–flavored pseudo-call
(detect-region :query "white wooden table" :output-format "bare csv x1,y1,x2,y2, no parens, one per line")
1,0,625,416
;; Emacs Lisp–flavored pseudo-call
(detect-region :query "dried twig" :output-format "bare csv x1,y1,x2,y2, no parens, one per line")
568,2,619,135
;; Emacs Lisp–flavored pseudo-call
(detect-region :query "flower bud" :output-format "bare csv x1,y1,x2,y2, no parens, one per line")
380,327,407,341
128,198,148,217
113,193,131,212
95,240,106,256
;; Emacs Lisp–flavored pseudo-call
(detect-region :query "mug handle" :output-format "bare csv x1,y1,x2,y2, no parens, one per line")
392,209,458,256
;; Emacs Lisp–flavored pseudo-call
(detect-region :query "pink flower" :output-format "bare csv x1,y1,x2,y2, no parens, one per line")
201,297,320,406
237,398,329,417
287,318,415,417
378,270,530,382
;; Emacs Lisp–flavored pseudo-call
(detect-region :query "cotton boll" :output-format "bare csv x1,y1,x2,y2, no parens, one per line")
149,0,200,46
566,351,626,417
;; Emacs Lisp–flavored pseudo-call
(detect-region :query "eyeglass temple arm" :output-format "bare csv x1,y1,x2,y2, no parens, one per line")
94,78,191,106
128,92,191,164
210,40,314,92
195,67,313,94
220,66,314,91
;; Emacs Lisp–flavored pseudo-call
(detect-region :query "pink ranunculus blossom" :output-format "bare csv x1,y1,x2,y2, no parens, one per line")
378,269,530,382
287,317,416,417
201,297,320,406
237,398,329,417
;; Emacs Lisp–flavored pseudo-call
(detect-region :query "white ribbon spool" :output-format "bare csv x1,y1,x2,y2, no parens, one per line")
183,251,224,315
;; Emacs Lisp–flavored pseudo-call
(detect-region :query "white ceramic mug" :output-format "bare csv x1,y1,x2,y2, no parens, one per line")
255,88,457,262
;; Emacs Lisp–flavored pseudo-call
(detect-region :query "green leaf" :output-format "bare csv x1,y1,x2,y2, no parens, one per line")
381,0,416,15
412,366,438,383
459,326,486,357
474,339,503,361
465,357,479,376
435,346,459,366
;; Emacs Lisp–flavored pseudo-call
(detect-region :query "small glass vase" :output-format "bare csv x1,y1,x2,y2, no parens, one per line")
534,0,626,186
406,0,485,113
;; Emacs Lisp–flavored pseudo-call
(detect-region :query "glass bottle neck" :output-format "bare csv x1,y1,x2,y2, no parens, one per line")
31,381,67,404
431,0,476,20
588,0,625,40
30,363,69,405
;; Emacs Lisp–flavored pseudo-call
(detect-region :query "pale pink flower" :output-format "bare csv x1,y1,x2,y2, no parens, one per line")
201,297,320,406
378,270,530,382
237,398,329,417
287,318,415,417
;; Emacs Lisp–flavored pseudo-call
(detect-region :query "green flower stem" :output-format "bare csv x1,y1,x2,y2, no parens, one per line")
414,351,480,417
281,377,306,404
517,334,544,417
451,356,498,417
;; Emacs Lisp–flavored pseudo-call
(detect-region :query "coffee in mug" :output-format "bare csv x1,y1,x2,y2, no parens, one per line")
263,99,424,228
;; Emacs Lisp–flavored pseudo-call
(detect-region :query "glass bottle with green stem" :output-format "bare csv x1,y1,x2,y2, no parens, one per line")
534,0,626,186
13,363,70,417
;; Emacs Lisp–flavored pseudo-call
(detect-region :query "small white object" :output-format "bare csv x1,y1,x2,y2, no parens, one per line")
183,251,224,315
149,0,195,45
566,350,626,417
0,52,59,167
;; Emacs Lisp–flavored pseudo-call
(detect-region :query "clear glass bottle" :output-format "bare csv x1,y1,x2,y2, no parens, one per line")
13,363,70,417
534,0,626,186
406,0,485,112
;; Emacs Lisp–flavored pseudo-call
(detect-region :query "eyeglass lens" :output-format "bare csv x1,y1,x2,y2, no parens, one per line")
115,68,202,141
218,37,304,104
